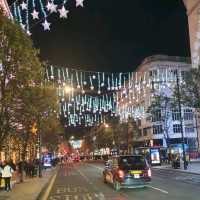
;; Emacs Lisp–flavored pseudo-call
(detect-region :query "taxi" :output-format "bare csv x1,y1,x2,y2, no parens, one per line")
102,155,151,191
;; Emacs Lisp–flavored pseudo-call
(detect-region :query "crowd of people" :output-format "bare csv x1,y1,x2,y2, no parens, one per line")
0,159,43,192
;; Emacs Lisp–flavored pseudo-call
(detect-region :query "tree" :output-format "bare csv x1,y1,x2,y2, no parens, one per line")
178,66,200,110
147,87,174,148
0,8,42,150
13,85,58,159
41,113,64,152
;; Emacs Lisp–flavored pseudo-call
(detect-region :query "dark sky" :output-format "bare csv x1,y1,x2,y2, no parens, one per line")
10,0,190,72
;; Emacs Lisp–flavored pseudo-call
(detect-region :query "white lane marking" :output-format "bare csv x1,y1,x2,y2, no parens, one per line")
76,167,108,200
76,168,93,185
98,192,106,200
147,185,169,194
88,164,104,171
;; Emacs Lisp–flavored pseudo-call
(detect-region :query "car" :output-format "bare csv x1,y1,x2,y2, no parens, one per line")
73,156,80,162
102,155,151,191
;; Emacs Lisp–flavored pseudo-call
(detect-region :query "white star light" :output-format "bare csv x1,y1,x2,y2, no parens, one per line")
20,23,26,30
21,1,27,10
48,2,58,13
27,30,32,36
42,20,51,31
76,0,84,7
46,2,52,11
31,9,39,20
58,6,69,18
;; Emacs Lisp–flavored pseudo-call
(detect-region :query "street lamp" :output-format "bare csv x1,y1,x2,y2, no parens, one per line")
104,123,109,128
65,86,72,93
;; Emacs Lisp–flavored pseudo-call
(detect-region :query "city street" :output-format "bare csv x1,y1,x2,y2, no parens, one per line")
47,162,200,200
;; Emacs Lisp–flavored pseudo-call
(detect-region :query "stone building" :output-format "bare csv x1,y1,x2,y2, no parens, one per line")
0,0,12,18
116,55,198,153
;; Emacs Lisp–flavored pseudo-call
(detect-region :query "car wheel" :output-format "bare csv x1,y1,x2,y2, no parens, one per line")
113,180,121,191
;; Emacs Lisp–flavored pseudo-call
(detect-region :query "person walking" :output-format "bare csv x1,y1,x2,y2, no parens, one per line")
2,161,14,191
0,162,3,189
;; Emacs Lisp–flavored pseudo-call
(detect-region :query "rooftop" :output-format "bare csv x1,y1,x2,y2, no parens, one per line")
141,55,191,66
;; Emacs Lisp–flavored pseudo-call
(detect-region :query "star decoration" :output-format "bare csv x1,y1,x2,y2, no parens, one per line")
58,6,69,18
21,1,27,10
76,0,84,7
27,30,32,36
31,9,39,20
20,23,25,30
49,2,58,13
42,19,51,31
46,2,52,11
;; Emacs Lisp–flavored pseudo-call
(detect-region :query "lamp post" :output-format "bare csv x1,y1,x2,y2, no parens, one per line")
175,71,187,170
195,112,200,151
38,130,42,177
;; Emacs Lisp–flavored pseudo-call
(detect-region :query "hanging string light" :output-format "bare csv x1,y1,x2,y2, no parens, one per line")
9,0,85,34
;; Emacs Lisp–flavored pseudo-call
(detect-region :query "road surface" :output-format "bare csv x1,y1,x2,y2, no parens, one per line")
47,161,200,200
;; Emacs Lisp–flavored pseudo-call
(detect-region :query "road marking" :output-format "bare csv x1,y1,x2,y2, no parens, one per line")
76,168,93,185
147,185,169,194
88,164,104,171
41,171,58,200
98,192,106,200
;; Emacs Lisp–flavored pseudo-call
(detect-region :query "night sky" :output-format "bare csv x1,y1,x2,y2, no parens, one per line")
9,0,190,72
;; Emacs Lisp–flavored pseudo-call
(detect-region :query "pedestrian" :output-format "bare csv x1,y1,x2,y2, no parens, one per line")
2,161,14,191
0,162,3,189
186,154,190,167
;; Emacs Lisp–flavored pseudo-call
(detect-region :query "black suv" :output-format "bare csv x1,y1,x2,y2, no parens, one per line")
103,155,151,191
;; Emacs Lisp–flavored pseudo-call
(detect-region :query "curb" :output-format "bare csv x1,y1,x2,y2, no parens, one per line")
153,167,200,176
36,168,58,200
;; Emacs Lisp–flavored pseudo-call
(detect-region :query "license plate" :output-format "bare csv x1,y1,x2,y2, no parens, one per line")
130,170,142,174
134,174,140,179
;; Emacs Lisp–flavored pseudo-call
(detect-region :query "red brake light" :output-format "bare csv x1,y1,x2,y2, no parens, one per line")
147,168,152,177
118,170,125,178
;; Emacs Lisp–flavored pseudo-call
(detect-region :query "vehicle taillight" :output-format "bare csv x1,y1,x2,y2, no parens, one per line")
147,168,151,177
118,170,125,178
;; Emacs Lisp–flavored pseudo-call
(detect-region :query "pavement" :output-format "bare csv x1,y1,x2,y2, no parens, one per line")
153,161,200,174
45,161,200,200
0,167,57,200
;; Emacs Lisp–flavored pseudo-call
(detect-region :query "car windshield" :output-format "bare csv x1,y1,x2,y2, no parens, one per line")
119,156,146,170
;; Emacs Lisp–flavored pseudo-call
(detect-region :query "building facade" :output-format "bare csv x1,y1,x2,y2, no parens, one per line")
183,0,200,152
0,0,12,18
183,0,200,55
117,55,198,152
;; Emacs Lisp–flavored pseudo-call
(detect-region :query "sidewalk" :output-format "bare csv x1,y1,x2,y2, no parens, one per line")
153,161,200,175
0,168,57,200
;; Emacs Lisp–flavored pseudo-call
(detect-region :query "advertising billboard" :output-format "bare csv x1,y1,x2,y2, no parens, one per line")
150,148,161,165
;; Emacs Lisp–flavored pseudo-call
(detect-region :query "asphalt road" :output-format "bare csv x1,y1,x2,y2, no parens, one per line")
47,162,200,200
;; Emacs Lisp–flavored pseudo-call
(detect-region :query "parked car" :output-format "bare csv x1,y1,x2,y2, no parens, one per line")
102,155,151,191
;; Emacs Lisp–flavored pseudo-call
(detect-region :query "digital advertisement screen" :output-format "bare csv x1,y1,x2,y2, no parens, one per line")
150,148,161,165
43,154,52,167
